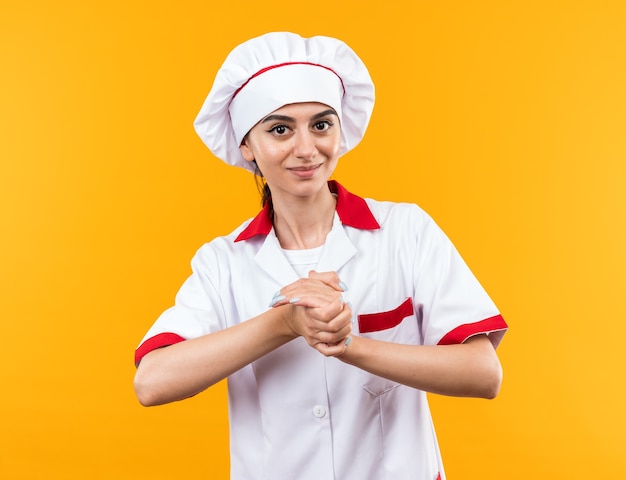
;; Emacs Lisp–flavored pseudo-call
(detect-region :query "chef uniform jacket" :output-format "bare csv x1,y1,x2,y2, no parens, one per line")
135,181,508,480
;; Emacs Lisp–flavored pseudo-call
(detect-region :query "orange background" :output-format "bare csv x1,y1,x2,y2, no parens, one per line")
2,1,625,478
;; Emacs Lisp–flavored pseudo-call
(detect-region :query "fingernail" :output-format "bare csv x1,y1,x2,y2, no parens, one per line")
339,281,349,292
269,295,286,307
272,290,281,299
345,336,352,347
288,297,300,304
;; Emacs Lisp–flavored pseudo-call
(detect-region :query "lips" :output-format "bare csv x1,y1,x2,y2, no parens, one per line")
287,163,323,178
288,164,322,171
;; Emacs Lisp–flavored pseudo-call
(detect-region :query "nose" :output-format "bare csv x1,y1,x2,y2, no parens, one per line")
292,130,317,160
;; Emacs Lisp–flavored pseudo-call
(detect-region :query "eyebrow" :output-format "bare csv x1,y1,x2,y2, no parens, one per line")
261,108,338,124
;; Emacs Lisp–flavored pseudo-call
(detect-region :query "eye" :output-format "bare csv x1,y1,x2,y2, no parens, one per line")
312,120,333,132
267,124,291,136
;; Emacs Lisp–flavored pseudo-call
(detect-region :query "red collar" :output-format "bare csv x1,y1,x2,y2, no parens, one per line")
234,180,380,242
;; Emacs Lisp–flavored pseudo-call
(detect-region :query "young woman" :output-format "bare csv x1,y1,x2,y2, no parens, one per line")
134,32,508,480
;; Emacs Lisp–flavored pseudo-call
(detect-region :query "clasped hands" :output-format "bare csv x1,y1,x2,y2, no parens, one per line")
270,271,353,356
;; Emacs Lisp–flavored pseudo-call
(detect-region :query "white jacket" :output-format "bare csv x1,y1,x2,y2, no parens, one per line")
136,181,507,480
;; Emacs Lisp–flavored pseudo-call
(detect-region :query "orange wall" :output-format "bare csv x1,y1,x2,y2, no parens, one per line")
1,1,625,478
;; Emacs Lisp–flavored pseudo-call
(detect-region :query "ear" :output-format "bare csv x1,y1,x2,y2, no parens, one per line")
239,140,255,162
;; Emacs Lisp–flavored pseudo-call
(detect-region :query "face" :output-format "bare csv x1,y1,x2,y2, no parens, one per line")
239,102,341,202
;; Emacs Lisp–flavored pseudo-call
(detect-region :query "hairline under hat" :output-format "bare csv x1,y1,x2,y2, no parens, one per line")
229,62,346,147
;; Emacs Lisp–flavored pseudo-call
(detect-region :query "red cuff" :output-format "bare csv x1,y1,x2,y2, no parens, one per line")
438,315,507,345
134,332,186,366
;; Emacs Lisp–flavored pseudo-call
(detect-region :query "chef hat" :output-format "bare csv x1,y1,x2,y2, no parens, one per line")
193,32,375,172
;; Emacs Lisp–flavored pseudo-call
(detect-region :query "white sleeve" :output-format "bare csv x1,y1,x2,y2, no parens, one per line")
412,209,507,348
134,244,228,365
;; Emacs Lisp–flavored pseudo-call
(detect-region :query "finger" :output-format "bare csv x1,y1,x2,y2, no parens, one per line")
269,293,287,308
290,303,351,343
307,270,348,292
314,336,353,357
315,303,352,332
271,279,318,304
269,279,319,307
276,285,344,310
313,324,352,345
309,308,352,340
283,294,342,312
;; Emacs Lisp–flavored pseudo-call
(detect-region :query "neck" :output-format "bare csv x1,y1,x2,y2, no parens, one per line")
271,185,337,250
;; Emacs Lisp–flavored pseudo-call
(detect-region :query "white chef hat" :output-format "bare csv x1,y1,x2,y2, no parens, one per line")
193,32,375,172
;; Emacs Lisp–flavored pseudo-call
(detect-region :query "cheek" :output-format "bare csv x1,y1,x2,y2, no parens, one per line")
325,134,342,157
252,145,288,172
266,143,292,160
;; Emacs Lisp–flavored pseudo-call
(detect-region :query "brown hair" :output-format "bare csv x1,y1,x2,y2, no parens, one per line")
253,161,273,217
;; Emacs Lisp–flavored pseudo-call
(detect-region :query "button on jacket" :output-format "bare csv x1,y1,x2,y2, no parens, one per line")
135,181,508,480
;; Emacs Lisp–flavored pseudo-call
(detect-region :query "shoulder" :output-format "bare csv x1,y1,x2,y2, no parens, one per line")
363,196,433,231
358,196,455,258
191,216,260,269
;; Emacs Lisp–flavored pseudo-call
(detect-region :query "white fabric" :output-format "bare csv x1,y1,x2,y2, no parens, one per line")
193,32,375,172
136,191,506,480
281,244,323,278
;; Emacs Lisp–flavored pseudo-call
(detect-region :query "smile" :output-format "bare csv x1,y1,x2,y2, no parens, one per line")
287,164,323,177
